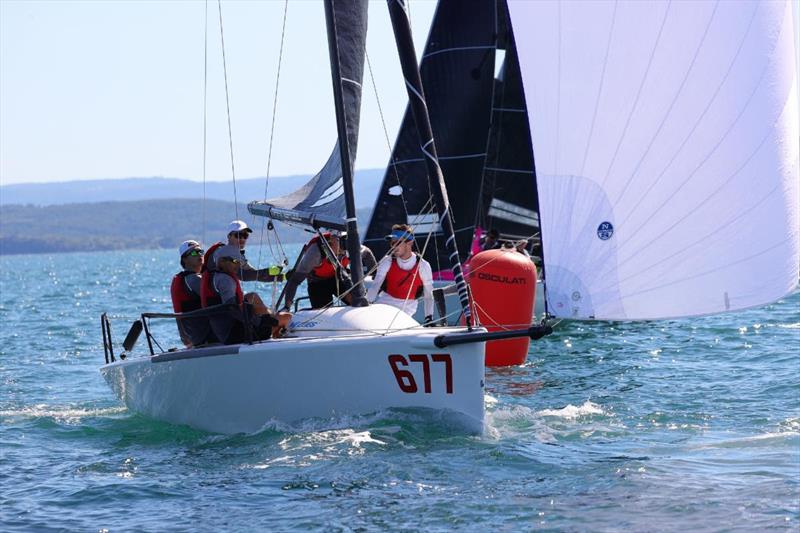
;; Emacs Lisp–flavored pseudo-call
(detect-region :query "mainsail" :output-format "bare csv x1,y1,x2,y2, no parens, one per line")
248,0,368,231
508,0,800,319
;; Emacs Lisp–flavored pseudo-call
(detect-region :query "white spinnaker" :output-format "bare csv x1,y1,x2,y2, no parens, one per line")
508,0,799,320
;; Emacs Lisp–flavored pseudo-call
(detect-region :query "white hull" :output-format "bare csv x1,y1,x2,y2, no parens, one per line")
101,305,486,434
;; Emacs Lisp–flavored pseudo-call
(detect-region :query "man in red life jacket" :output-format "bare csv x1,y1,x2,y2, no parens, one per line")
202,245,291,344
205,220,284,282
366,224,435,322
283,231,354,310
170,240,214,347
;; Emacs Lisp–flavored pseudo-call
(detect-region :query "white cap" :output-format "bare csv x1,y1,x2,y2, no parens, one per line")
179,240,202,257
227,220,252,234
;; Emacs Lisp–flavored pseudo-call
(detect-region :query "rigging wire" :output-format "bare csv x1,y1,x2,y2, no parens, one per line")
256,0,290,268
365,50,410,225
216,0,240,220
202,0,209,245
365,49,442,274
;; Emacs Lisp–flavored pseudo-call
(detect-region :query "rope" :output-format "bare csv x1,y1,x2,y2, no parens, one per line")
216,0,239,219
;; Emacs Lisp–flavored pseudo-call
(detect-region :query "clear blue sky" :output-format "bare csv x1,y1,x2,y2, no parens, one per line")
2,1,798,186
0,0,437,185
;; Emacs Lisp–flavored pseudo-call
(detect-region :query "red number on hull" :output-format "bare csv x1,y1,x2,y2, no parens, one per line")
388,354,453,394
432,354,453,394
388,354,417,393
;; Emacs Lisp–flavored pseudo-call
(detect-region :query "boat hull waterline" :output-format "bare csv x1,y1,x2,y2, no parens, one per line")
101,306,486,434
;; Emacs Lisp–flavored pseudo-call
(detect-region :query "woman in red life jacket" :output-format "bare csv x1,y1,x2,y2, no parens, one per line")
201,245,291,344
366,224,434,322
170,240,215,347
282,231,354,310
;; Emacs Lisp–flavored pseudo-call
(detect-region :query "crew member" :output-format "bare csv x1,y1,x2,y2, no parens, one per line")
170,240,214,347
201,244,291,344
283,231,353,309
480,228,501,251
206,220,284,282
367,224,434,321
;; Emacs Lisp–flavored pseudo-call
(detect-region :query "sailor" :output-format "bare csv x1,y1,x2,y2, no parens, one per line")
170,240,214,347
366,224,435,322
205,220,284,282
360,243,378,277
480,228,501,251
283,231,353,310
201,244,291,344
515,238,531,257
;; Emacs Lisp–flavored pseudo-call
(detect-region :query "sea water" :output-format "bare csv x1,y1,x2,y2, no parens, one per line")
1,247,798,531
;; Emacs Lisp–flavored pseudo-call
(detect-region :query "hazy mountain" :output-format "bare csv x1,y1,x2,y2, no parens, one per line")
0,199,374,255
0,169,385,209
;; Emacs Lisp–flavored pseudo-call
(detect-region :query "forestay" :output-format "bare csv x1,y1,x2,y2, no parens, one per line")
509,0,799,319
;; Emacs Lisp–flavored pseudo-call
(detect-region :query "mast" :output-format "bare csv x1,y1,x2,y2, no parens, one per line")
386,0,473,327
323,0,367,306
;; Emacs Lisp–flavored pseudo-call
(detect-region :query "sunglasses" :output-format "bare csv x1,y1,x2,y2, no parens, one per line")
183,250,204,257
232,232,249,240
222,257,243,265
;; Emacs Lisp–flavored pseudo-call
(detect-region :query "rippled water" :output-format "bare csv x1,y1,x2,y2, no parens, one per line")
1,248,798,531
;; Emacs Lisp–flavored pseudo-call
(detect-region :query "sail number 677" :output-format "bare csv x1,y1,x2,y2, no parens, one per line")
388,354,453,394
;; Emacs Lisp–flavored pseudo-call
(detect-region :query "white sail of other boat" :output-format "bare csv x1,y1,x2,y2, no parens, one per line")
509,0,799,320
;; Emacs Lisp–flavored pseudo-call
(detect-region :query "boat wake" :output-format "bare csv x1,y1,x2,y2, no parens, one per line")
0,404,127,423
537,400,606,419
484,400,618,442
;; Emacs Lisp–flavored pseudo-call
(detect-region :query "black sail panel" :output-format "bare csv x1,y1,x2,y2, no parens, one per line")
479,5,540,246
365,0,497,274
249,0,368,229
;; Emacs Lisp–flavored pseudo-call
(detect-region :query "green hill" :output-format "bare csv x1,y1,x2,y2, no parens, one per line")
0,199,373,255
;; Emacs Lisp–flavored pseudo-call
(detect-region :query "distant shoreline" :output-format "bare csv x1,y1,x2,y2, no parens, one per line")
0,200,372,256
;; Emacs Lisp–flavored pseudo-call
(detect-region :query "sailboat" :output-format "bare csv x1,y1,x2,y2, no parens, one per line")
368,0,799,323
99,0,501,435
100,0,798,434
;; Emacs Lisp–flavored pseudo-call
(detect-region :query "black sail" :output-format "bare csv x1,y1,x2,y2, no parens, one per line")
249,0,368,231
365,0,540,273
477,1,540,248
365,0,498,275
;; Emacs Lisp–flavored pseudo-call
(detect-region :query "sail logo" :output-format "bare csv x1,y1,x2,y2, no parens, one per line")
310,178,344,208
477,272,527,285
597,221,614,240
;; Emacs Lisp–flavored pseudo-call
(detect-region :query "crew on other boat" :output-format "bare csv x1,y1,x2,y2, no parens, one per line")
201,244,291,344
283,231,354,310
367,224,434,321
171,240,216,347
480,228,501,251
358,242,378,277
205,220,284,282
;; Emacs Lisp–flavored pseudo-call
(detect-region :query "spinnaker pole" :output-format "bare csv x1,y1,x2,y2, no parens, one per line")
323,0,368,306
386,0,472,327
